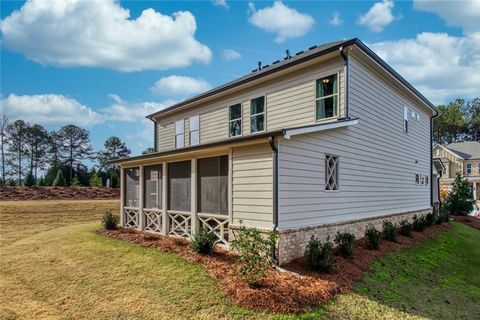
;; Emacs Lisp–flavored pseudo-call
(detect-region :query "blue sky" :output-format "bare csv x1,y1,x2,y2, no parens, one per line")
1,0,479,157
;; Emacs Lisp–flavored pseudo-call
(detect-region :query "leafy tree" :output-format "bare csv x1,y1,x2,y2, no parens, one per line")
89,172,103,187
445,173,475,216
71,175,81,187
6,120,30,185
97,136,130,171
53,169,66,186
57,125,94,185
25,124,50,180
142,147,155,155
25,172,36,186
0,114,9,185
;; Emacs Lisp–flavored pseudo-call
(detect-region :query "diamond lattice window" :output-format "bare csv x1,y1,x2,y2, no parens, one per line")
325,155,339,191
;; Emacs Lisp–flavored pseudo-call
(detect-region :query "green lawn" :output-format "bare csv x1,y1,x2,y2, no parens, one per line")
1,200,479,319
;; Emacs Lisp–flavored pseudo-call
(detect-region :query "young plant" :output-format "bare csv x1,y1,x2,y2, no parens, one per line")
191,227,217,255
444,173,475,216
413,214,427,232
102,211,119,230
334,232,355,258
382,220,398,242
365,224,381,250
304,236,335,272
425,212,435,227
399,219,413,237
231,223,277,287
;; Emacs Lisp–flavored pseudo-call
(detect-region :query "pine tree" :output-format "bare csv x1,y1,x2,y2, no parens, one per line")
71,175,81,187
25,172,36,186
97,136,130,171
53,169,66,186
0,114,9,185
25,124,49,180
89,173,103,187
6,120,29,185
445,173,475,216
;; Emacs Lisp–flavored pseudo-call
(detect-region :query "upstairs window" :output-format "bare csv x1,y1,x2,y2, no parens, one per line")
467,163,472,174
229,103,242,137
325,155,339,191
250,96,265,133
316,74,338,120
175,119,184,148
403,106,409,133
189,115,199,145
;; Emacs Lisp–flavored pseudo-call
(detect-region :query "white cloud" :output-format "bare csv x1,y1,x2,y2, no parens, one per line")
0,0,211,72
358,0,395,32
212,0,229,9
0,93,102,127
101,94,176,122
330,12,343,26
223,49,242,61
248,1,314,43
150,75,211,97
413,0,480,34
369,32,480,104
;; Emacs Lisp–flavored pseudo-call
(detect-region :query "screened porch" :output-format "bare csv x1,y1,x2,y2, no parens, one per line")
120,155,230,245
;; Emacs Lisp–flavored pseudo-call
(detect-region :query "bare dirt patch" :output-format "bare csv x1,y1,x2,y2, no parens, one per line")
452,215,480,230
99,222,452,313
0,186,119,201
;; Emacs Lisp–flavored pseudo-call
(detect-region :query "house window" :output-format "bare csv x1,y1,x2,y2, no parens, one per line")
425,175,429,185
325,155,339,191
175,119,184,148
125,167,139,207
467,164,472,174
189,115,199,145
144,165,162,209
316,74,338,120
197,156,228,214
250,96,265,133
403,106,409,133
168,161,191,212
229,103,242,137
415,174,420,185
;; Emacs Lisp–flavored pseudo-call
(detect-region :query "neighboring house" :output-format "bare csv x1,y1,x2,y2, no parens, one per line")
432,158,445,212
113,38,438,264
433,141,480,207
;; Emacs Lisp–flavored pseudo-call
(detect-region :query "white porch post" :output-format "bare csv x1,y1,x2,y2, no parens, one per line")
139,165,145,230
228,148,233,225
191,158,197,235
162,162,168,235
119,166,125,227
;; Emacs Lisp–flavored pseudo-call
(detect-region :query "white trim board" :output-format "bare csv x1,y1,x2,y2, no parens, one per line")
284,118,359,139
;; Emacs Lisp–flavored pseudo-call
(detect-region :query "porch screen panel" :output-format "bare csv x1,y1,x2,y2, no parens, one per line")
168,161,191,211
197,155,228,214
125,167,140,207
144,165,162,209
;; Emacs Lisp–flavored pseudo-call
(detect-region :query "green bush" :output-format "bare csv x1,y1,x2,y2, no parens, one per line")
102,211,119,230
399,219,413,237
435,213,444,225
25,173,36,186
191,227,217,254
71,176,81,187
413,214,427,232
444,173,475,216
425,212,435,227
231,223,277,287
365,224,381,250
89,173,103,187
304,236,335,272
334,232,355,258
382,220,398,242
53,170,66,186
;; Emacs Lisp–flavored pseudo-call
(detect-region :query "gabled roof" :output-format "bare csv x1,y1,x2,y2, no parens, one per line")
444,141,480,160
147,38,437,119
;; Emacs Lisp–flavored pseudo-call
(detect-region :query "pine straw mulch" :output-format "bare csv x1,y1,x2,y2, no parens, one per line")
452,215,480,230
99,222,452,314
0,186,120,201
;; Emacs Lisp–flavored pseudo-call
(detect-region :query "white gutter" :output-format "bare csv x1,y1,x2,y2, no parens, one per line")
284,118,359,139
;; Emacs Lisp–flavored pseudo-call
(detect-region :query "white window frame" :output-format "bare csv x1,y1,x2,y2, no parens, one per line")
228,103,242,138
189,115,200,145
315,72,339,121
175,119,184,148
467,163,472,174
250,96,266,134
325,154,339,191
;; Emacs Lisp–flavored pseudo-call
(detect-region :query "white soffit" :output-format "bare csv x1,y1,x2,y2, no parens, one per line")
284,118,359,139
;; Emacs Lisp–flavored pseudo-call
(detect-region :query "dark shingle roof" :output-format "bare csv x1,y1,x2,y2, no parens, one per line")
445,141,480,159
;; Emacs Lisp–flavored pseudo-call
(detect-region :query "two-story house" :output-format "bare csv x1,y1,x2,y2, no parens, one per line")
433,141,480,207
113,38,438,264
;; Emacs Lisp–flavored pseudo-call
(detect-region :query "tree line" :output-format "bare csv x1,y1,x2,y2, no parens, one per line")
0,114,131,187
433,98,479,145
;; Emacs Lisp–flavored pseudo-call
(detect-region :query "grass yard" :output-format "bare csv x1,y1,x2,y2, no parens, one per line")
1,200,479,319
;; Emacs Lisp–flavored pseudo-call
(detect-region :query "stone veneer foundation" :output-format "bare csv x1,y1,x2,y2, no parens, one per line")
276,208,432,265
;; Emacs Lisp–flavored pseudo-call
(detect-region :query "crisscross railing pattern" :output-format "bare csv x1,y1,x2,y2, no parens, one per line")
198,213,229,245
144,209,163,233
168,212,192,238
124,207,140,228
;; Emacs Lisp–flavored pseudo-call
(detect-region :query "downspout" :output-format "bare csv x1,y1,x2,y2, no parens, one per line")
339,46,349,119
268,136,279,264
430,115,436,213
147,116,158,152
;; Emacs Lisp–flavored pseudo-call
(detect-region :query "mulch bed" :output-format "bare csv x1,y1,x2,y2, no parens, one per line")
0,186,120,201
99,222,451,313
452,215,480,230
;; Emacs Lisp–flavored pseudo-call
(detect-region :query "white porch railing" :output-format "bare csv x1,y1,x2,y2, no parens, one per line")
197,213,229,246
167,211,192,238
124,207,140,228
143,209,163,233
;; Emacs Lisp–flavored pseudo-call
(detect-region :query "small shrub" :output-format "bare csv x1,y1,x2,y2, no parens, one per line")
304,236,335,272
71,176,81,187
444,173,475,216
435,213,443,225
425,212,435,227
413,214,427,232
334,232,355,258
191,227,217,254
25,173,36,186
365,224,381,250
102,211,119,230
231,223,277,287
382,220,398,242
399,219,413,237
